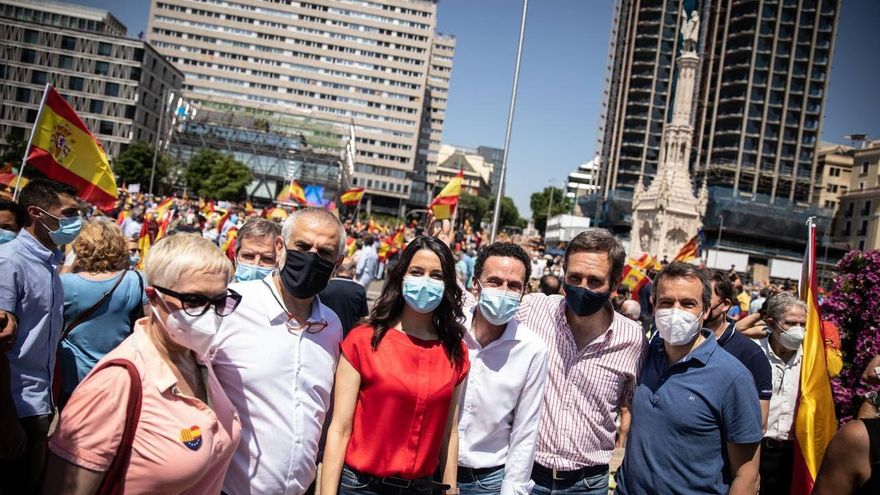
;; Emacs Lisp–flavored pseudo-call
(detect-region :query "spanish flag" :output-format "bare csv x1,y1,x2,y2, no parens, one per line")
25,85,117,211
673,228,704,262
790,219,837,494
155,197,173,218
289,179,306,205
620,259,650,295
430,171,463,220
340,187,365,206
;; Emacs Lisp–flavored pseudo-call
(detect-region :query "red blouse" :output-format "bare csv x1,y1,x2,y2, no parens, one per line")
341,324,469,478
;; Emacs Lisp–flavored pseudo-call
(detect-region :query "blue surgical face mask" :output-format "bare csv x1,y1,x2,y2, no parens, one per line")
402,275,445,314
235,262,274,282
129,252,140,267
0,228,16,245
39,209,83,246
477,284,521,326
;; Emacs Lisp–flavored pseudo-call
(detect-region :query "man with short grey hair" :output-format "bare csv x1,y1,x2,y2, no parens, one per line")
620,300,641,322
233,218,282,282
212,207,345,495
758,292,808,495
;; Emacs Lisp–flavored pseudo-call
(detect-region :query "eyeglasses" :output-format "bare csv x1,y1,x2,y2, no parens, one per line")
153,285,243,317
285,318,329,334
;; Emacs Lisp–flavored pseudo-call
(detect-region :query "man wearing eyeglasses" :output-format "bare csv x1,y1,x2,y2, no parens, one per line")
210,208,346,495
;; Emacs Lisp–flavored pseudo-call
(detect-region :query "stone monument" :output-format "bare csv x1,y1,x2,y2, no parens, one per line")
629,9,708,260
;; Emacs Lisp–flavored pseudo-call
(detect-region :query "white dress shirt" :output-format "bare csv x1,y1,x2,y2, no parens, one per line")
458,299,549,495
211,275,342,495
759,337,802,441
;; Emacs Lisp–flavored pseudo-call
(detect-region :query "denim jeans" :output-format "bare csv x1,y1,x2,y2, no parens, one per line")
339,465,436,495
530,467,609,495
458,466,505,495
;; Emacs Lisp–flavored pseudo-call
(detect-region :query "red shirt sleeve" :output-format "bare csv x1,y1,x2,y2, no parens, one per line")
341,324,373,374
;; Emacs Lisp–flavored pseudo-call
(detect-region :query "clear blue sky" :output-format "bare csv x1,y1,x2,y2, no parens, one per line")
79,0,880,218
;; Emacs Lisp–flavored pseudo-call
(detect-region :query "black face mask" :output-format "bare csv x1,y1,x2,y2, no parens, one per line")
280,249,335,299
564,283,610,317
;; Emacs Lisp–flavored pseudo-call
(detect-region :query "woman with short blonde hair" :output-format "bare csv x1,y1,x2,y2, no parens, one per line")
45,233,242,494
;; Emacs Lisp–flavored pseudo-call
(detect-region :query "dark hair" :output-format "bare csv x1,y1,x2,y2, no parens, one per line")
368,236,466,362
236,218,281,253
363,234,374,246
759,287,771,299
474,242,531,283
538,274,561,296
652,261,712,311
0,200,26,230
18,179,77,224
564,228,626,285
710,270,736,305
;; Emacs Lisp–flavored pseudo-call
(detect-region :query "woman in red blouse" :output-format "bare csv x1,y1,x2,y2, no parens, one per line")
322,236,469,495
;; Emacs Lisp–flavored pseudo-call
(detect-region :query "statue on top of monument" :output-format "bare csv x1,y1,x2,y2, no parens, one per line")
682,10,700,52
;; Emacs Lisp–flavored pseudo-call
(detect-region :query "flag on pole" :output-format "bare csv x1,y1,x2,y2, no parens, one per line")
24,85,118,211
216,209,230,233
790,218,837,494
673,228,704,262
620,258,651,295
340,187,365,206
430,171,463,220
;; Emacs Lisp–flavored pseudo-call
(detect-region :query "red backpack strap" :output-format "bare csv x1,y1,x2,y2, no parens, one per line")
91,359,143,495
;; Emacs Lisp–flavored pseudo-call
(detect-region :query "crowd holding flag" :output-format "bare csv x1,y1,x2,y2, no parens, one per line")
430,170,463,220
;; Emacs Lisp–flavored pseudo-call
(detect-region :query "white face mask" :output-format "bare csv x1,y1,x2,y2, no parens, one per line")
151,296,221,356
776,324,805,351
655,308,703,346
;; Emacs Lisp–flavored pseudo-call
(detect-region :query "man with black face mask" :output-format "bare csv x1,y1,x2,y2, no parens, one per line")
210,208,345,495
511,229,646,495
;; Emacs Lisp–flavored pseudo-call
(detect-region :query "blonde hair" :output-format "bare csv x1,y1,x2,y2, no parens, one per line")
144,233,233,287
72,219,128,272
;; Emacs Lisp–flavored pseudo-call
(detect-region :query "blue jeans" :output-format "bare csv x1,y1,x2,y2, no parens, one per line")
530,467,609,495
458,466,505,495
339,465,435,495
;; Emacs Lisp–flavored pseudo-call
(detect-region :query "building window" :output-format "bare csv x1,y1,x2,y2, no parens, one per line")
98,121,114,135
859,240,866,250
31,70,47,84
23,29,39,44
105,82,119,97
863,161,871,175
69,76,84,91
26,109,38,122
61,36,76,50
863,201,873,216
98,42,112,57
858,220,868,236
94,61,109,76
129,67,141,81
59,55,74,70
15,87,30,103
21,49,36,64
89,100,103,113
125,105,136,119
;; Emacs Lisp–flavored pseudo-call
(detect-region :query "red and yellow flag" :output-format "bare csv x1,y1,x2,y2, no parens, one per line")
620,260,650,295
216,209,230,233
790,219,837,494
430,171,463,220
25,86,117,211
289,179,306,205
340,187,365,206
673,228,704,262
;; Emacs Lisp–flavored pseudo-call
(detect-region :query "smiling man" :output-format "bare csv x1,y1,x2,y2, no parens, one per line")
615,262,763,495
513,229,646,495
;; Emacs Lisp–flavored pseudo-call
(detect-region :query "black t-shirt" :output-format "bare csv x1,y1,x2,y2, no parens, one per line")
320,278,369,337
717,321,773,400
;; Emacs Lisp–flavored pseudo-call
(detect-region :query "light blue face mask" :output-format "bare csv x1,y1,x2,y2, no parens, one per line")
235,262,274,282
402,275,445,313
40,210,83,246
477,285,522,326
129,252,140,267
0,228,16,245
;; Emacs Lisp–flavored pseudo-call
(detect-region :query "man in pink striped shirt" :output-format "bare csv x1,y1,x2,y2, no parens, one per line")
515,229,646,495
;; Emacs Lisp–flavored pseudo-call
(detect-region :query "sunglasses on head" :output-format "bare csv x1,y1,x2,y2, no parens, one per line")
153,285,242,317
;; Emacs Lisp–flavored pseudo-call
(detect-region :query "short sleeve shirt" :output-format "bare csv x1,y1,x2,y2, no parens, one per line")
49,321,241,494
341,325,469,479
616,329,763,494
717,321,773,400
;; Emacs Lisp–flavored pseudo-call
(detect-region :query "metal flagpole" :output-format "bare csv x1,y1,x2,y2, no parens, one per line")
149,87,170,196
489,0,528,243
13,83,51,201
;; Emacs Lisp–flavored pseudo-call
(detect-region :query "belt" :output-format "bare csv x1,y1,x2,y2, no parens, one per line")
762,438,794,449
533,462,609,481
344,465,451,492
457,465,504,479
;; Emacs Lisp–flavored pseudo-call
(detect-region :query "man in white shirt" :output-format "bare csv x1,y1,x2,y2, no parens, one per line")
211,208,346,495
758,292,808,495
457,242,549,495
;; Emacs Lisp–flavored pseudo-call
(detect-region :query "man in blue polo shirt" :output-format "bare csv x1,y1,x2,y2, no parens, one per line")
706,270,772,429
616,262,762,495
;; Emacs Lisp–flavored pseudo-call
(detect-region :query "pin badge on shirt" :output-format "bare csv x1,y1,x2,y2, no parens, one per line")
180,425,202,451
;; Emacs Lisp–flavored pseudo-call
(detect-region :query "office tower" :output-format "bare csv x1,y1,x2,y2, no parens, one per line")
0,0,182,157
566,157,601,215
146,0,454,212
598,0,839,208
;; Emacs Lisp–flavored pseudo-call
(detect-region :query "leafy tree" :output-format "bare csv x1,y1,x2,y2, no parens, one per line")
186,149,252,201
112,141,178,194
459,192,489,225
1,132,27,168
489,196,526,229
530,186,572,233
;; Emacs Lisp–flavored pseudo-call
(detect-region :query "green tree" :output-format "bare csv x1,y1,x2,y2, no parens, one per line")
1,132,27,168
186,149,253,201
489,196,526,229
530,186,572,233
112,141,178,194
459,192,489,225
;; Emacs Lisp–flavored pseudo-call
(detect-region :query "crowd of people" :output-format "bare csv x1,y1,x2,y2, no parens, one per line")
0,178,878,495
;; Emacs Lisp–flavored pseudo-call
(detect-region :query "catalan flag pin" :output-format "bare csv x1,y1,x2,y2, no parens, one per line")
179,425,202,451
